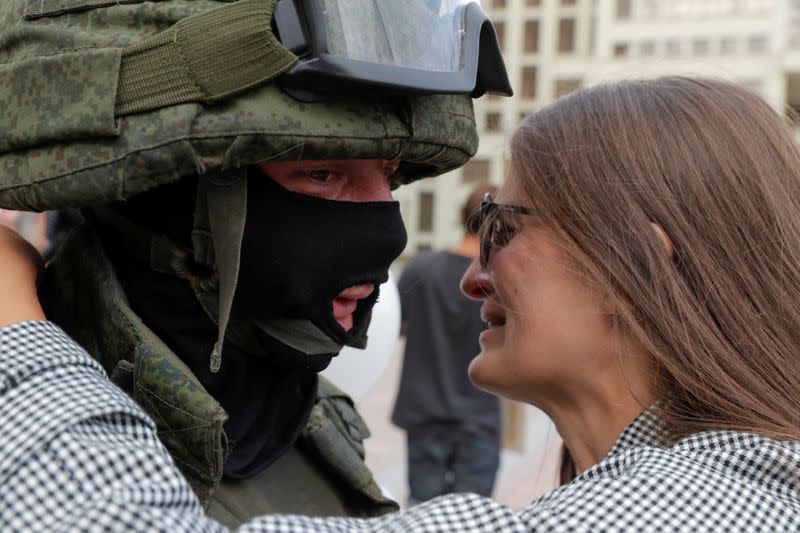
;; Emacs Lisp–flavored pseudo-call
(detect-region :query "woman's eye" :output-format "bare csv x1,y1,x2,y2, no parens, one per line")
496,218,520,245
308,170,336,183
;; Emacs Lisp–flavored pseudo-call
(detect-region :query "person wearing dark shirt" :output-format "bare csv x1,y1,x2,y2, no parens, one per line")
392,183,501,504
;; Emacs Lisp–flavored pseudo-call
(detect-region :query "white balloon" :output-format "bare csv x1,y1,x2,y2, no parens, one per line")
322,271,401,401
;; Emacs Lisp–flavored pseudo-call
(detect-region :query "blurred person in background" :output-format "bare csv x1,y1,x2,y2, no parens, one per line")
392,183,501,504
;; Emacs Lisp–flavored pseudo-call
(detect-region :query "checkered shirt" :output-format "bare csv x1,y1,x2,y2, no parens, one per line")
1,321,798,532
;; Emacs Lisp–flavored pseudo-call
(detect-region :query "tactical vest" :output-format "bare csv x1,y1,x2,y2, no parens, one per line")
40,225,399,527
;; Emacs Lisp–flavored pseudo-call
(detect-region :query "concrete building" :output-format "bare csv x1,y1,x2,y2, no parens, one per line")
395,0,795,257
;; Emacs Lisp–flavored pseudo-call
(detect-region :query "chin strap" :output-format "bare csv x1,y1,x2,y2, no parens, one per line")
252,318,345,355
193,168,248,373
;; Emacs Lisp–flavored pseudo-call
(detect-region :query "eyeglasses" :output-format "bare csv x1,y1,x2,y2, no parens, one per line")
472,192,540,268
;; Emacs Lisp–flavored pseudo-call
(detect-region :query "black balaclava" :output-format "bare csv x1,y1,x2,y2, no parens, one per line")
98,169,406,479
236,171,407,351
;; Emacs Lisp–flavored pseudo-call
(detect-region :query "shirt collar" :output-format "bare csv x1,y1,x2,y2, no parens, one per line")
605,405,670,458
574,405,669,482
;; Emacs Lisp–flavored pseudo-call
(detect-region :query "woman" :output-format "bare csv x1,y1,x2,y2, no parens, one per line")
0,77,798,531
458,75,800,528
465,75,800,476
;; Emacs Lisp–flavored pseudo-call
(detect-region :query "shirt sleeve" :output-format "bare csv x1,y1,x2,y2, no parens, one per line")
4,321,789,531
0,321,533,532
0,321,222,532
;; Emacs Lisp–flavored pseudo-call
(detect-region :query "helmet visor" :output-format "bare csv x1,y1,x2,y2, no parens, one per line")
320,0,475,72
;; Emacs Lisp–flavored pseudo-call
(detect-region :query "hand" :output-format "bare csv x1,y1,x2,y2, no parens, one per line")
0,225,45,327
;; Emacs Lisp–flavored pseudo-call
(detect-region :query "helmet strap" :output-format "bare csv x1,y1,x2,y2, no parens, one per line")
193,168,248,373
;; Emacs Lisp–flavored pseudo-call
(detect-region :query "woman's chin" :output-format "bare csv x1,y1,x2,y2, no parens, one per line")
468,351,504,395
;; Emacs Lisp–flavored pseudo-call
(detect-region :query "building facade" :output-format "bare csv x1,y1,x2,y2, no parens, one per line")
395,0,798,258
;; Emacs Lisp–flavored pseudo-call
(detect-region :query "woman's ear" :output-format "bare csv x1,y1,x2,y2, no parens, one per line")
651,222,674,258
601,223,673,316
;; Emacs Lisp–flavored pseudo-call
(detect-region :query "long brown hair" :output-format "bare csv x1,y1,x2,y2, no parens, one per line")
510,77,800,484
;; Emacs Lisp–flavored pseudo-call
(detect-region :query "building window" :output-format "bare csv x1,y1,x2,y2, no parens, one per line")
494,21,505,51
462,159,490,184
519,111,530,123
492,0,506,8
692,39,709,56
616,0,632,18
524,20,540,53
522,66,538,99
666,40,681,57
417,244,432,253
561,0,576,5
526,0,541,6
418,192,434,232
485,112,502,132
720,37,737,55
639,41,656,57
558,18,576,53
749,35,768,54
613,43,629,57
554,78,582,99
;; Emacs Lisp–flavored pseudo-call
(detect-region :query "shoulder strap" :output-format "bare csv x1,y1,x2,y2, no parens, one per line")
299,376,399,515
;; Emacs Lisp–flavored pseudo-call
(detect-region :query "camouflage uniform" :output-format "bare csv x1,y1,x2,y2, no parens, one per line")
0,0,478,526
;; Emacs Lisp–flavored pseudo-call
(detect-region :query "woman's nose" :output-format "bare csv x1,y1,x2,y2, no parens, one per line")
460,258,495,300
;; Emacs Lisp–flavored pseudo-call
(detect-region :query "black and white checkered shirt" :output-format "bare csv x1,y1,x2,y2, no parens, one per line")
1,321,798,532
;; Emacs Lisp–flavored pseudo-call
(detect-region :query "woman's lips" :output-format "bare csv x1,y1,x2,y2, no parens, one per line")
479,324,505,348
333,284,375,331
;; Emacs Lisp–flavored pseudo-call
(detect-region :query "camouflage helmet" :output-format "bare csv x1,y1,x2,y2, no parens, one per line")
0,0,482,211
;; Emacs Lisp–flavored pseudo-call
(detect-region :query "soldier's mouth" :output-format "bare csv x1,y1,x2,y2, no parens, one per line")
332,284,375,331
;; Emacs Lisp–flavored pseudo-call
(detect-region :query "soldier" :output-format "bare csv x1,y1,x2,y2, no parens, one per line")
0,0,510,527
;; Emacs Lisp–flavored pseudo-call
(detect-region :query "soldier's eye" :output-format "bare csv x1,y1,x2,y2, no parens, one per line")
308,170,336,183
